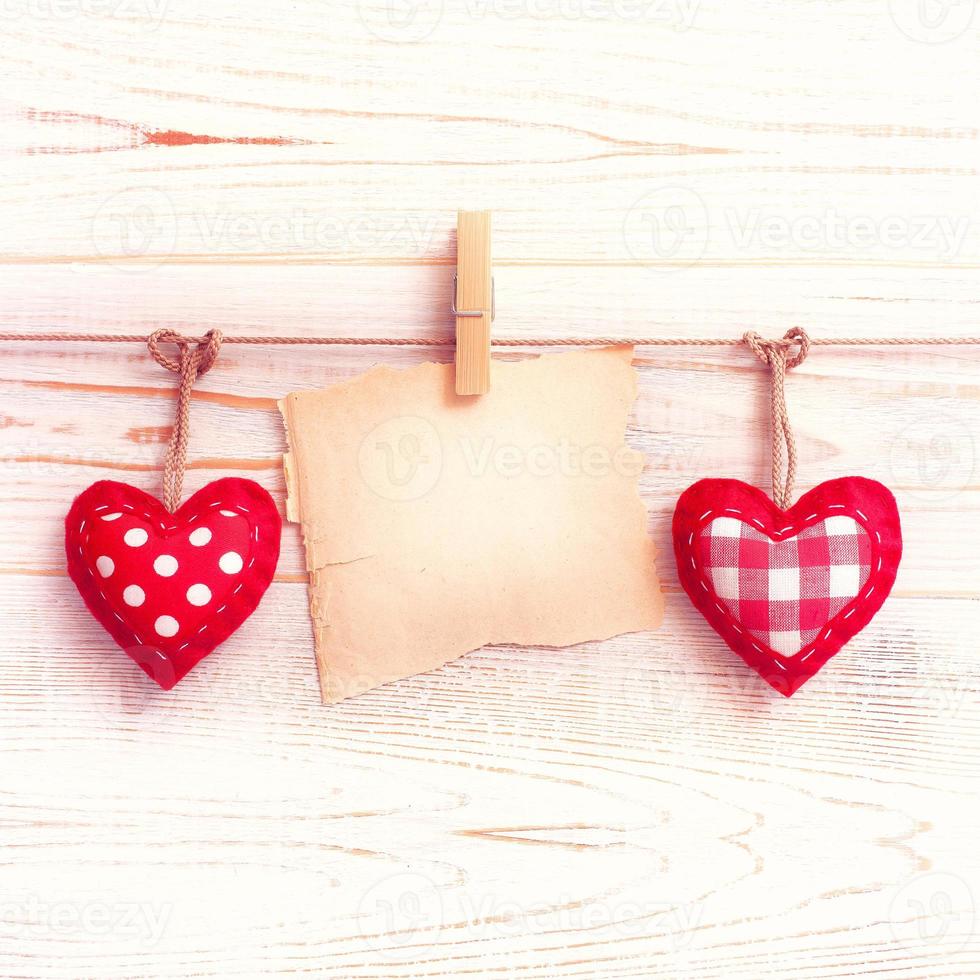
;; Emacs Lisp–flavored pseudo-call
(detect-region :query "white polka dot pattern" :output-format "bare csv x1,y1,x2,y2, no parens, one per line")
154,615,179,638
154,554,179,577
219,552,243,574
123,585,145,607
186,584,212,607
124,527,148,547
96,556,114,578
189,527,212,547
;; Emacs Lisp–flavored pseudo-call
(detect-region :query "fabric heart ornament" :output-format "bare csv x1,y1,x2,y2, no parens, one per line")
66,478,281,689
673,476,901,696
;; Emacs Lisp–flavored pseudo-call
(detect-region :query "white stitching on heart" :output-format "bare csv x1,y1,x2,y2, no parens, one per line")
77,492,265,657
689,502,884,664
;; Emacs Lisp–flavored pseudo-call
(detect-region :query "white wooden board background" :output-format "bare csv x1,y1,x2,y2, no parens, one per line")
2,2,980,977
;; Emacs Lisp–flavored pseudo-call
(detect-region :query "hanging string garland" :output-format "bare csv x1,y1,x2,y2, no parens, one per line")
4,326,970,693
4,330,980,346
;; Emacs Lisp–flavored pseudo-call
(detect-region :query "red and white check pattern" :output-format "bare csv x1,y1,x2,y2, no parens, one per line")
699,515,872,657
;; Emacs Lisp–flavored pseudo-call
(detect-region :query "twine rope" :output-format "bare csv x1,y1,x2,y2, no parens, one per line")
2,331,980,347
146,328,223,513
742,327,809,510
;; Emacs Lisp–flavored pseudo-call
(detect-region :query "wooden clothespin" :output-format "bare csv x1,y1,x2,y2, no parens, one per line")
453,210,493,395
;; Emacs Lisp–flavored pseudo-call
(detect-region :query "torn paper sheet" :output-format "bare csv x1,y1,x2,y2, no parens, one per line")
279,345,663,703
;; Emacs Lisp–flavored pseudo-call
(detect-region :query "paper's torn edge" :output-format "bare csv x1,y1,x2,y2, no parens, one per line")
279,347,662,704
279,399,323,677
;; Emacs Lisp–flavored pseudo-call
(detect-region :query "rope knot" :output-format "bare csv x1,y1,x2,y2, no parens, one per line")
741,327,810,511
146,329,223,512
147,328,223,376
742,326,809,370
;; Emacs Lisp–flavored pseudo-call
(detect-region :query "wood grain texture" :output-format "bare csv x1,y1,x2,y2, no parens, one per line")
2,1,979,976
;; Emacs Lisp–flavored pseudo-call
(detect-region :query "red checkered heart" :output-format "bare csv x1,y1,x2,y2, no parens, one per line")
673,477,901,696
66,478,281,690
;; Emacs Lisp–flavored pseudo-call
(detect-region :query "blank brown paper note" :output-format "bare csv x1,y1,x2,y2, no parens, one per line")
280,345,663,703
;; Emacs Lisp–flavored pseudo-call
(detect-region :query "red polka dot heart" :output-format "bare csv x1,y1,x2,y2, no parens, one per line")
66,478,281,689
